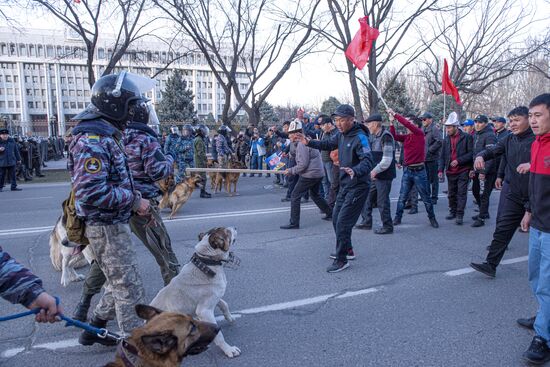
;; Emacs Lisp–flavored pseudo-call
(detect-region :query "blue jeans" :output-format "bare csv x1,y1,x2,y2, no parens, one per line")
529,228,550,344
322,161,334,199
250,153,263,173
395,167,435,219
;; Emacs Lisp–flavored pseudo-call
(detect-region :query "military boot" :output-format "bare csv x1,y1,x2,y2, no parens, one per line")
200,188,212,198
78,316,117,346
73,294,94,322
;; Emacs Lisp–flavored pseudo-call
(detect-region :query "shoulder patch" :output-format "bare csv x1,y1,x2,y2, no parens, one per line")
84,157,102,174
87,134,100,143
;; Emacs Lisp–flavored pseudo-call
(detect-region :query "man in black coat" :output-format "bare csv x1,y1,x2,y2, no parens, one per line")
0,128,22,191
438,118,473,225
421,112,442,204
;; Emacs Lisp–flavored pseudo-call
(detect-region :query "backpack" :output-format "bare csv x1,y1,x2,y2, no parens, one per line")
62,189,89,246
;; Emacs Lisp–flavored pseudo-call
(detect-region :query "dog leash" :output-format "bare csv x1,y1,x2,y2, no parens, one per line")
0,297,122,342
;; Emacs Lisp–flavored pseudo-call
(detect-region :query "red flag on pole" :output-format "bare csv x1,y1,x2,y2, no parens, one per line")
442,59,461,105
345,17,380,70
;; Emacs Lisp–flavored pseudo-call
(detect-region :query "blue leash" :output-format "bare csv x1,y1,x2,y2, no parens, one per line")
0,297,122,341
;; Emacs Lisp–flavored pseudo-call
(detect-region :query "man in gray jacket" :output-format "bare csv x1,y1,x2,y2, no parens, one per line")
421,112,442,204
280,120,332,229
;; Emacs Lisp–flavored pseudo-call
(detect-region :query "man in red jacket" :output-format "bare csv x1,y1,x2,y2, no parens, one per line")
519,93,550,365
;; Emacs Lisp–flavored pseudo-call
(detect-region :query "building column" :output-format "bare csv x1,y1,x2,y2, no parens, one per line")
44,63,53,136
16,62,30,134
54,63,66,135
192,69,198,114
212,72,217,120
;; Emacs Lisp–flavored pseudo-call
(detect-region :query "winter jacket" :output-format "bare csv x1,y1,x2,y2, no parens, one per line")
308,123,373,187
528,132,550,233
438,130,473,173
124,123,174,200
288,142,324,178
320,128,337,163
473,125,497,174
0,137,21,167
390,114,426,166
69,119,140,226
194,136,208,168
0,247,45,307
423,123,442,162
495,128,511,180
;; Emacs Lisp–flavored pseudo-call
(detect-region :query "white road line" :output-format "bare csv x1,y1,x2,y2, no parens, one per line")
444,255,529,276
0,287,379,358
0,196,54,201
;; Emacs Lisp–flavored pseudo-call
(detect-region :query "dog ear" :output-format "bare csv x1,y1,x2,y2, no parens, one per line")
135,304,163,320
141,332,178,355
198,232,206,241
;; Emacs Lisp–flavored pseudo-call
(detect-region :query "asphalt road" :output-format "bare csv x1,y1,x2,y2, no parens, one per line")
0,175,537,367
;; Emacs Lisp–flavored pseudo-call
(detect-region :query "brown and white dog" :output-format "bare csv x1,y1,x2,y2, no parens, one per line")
105,304,219,367
212,158,246,196
49,216,93,287
150,227,240,358
158,175,204,220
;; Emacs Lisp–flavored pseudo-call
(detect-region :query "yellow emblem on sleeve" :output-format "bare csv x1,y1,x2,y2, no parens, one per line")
84,157,102,174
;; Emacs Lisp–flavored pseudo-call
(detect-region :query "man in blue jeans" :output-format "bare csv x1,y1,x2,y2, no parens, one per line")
518,93,550,364
389,109,439,228
249,130,265,177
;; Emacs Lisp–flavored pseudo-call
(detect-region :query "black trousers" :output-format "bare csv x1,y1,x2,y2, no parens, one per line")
333,183,370,263
472,173,496,218
486,183,526,268
446,171,469,217
327,164,340,209
0,166,17,189
290,176,331,225
425,160,439,201
360,179,393,229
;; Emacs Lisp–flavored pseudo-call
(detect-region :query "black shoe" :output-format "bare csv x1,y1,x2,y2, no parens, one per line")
445,213,456,220
78,317,117,346
408,208,418,215
355,223,372,230
472,215,479,220
321,213,332,221
281,197,291,202
36,174,45,177
429,217,439,228
523,336,550,365
517,316,536,330
393,217,402,226
242,173,247,177
404,203,412,210
471,219,485,227
374,227,393,235
73,294,94,322
326,260,350,273
469,262,496,278
432,199,438,205
280,223,299,229
266,174,271,178
455,216,463,225
11,187,22,191
301,198,309,203
329,248,355,260
282,183,289,188
200,191,212,198
250,174,255,177
474,207,479,212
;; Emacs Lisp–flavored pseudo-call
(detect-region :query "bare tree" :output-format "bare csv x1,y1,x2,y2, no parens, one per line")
154,0,322,127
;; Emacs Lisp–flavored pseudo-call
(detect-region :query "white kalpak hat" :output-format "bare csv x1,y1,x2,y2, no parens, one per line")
444,112,459,126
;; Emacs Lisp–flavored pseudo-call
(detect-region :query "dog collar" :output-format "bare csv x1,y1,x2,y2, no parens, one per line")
117,340,143,367
191,253,222,278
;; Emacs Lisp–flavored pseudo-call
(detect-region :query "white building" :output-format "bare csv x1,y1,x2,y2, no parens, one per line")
0,27,250,136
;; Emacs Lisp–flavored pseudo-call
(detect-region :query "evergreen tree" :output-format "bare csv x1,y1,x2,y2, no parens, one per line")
320,96,341,116
378,78,418,118
158,70,196,122
427,95,463,124
259,101,278,130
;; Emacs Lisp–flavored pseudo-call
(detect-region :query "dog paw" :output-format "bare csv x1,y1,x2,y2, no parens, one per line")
224,313,235,323
222,345,241,358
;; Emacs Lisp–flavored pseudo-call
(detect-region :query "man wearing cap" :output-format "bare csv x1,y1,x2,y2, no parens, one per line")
471,114,498,227
421,112,442,205
0,128,22,192
298,104,373,273
318,115,337,200
462,119,475,135
356,113,396,234
492,116,511,192
438,117,473,225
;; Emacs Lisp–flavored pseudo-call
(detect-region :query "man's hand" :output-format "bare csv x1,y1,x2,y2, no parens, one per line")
370,171,377,180
341,167,355,179
283,169,291,176
495,178,503,190
136,198,150,216
387,108,395,124
438,172,444,180
521,211,532,232
469,170,475,179
517,163,531,174
450,160,459,168
474,156,485,171
29,292,62,323
479,173,486,181
396,163,402,170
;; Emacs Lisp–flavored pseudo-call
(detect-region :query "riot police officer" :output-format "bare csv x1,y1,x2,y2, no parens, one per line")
174,123,194,183
194,124,212,198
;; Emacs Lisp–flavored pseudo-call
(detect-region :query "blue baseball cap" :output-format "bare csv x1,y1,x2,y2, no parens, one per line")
462,119,474,126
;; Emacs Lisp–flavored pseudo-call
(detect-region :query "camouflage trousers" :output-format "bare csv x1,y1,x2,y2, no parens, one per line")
84,223,145,335
175,161,193,183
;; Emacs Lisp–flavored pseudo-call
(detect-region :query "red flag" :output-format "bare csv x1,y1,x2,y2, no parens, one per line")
74,0,81,3
345,17,380,70
442,59,461,105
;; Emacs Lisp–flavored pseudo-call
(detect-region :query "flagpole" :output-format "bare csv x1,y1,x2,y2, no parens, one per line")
360,69,389,111
443,91,446,138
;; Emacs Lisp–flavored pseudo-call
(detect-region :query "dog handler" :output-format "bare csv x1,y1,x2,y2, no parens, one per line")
299,104,373,273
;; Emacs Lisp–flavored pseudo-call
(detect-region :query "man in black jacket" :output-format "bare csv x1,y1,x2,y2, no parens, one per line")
471,114,498,227
298,104,373,273
0,128,22,191
438,118,473,225
421,112,442,205
469,106,534,277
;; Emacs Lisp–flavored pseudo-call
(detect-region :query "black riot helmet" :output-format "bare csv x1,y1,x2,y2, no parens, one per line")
182,124,194,138
127,98,150,124
74,72,142,123
196,124,209,137
217,125,231,136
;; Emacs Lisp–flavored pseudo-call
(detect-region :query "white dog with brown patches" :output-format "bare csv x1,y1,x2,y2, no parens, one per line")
150,226,241,358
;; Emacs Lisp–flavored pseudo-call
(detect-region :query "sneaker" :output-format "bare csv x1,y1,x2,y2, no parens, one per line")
355,222,372,230
445,213,456,220
455,216,463,225
517,316,536,330
326,260,350,273
432,199,438,205
280,223,299,229
429,217,439,228
393,217,402,226
471,219,485,228
374,227,393,235
281,197,291,202
321,213,332,221
408,208,418,215
11,187,22,191
329,248,356,260
469,262,496,278
523,336,550,365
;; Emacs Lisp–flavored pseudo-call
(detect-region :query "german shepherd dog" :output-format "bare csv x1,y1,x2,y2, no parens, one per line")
159,175,204,219
219,159,247,196
105,304,219,367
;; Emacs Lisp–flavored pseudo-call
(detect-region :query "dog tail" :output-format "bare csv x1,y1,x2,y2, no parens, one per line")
49,220,63,272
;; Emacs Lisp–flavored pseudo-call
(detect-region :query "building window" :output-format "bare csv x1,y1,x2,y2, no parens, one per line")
60,77,66,84
37,45,43,57
8,101,14,108
32,76,38,83
25,76,30,83
19,44,27,56
13,75,18,82
84,90,89,97
42,101,46,109
15,101,20,108
63,102,69,109
29,45,35,56
40,76,45,84
69,90,75,96
46,46,54,57
28,101,33,109
34,89,39,95
26,88,32,96
77,102,84,109
70,102,76,109
0,43,6,55
0,101,4,108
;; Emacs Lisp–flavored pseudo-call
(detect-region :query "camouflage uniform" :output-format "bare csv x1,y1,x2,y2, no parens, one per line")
174,136,194,183
0,247,45,307
215,134,232,167
194,135,208,182
69,119,145,335
163,133,179,158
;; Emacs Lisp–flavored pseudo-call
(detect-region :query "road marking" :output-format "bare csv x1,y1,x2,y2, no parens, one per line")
1,286,379,357
444,256,529,276
0,196,54,202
